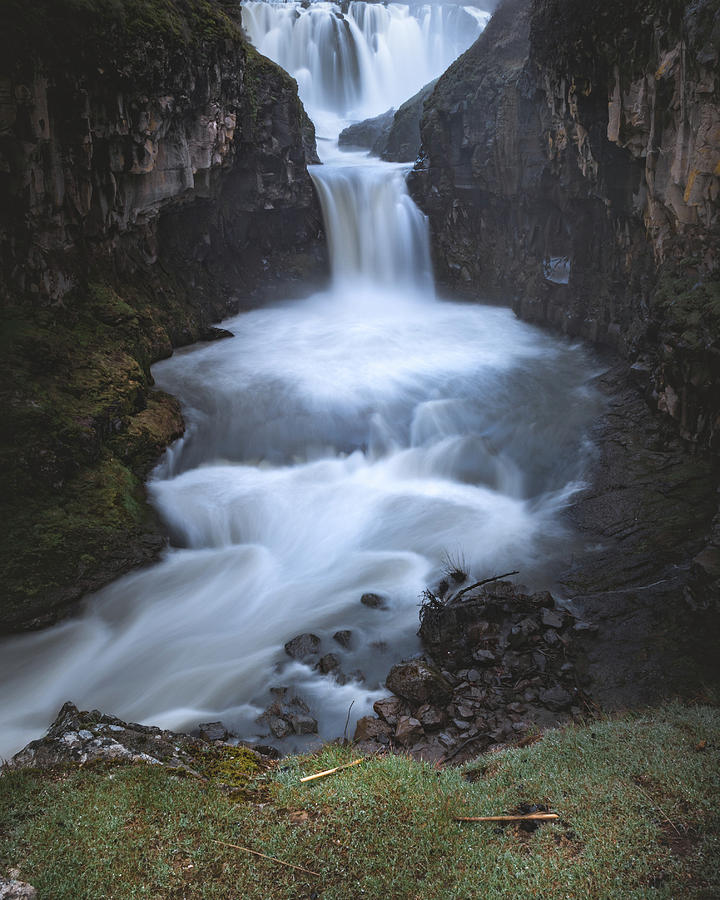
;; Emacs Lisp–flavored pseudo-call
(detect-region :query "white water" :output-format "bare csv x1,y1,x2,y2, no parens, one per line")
0,1,602,760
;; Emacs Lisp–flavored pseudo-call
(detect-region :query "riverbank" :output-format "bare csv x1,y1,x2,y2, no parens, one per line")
2,703,718,898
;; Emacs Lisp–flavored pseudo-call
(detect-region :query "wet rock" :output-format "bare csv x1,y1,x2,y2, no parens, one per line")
333,630,353,648
316,653,340,674
197,721,230,742
472,649,497,665
386,660,453,706
354,716,393,744
288,713,318,736
284,633,321,661
361,592,388,609
541,608,565,629
539,686,573,710
373,696,408,726
0,878,37,899
395,716,424,746
416,704,445,730
268,716,293,739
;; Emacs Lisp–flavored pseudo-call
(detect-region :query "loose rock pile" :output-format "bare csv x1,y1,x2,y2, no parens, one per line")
354,580,593,763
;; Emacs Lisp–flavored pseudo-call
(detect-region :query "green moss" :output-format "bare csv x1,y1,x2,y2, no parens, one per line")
192,746,263,789
0,270,194,628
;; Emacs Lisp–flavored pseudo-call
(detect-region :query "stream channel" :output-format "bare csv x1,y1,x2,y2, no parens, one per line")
0,1,605,759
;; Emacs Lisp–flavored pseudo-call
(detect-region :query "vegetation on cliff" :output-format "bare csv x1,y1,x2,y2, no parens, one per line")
1,705,719,897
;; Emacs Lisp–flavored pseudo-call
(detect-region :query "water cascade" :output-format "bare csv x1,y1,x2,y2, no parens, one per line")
0,1,603,760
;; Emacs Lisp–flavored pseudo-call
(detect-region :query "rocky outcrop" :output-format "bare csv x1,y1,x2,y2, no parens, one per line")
354,580,588,764
337,79,436,162
0,0,324,630
381,80,437,162
412,0,720,451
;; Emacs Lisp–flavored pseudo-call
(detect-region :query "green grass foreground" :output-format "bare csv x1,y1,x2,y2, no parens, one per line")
1,705,719,898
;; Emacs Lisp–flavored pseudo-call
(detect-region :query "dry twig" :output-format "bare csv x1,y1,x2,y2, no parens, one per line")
300,758,364,783
447,571,520,605
211,839,320,876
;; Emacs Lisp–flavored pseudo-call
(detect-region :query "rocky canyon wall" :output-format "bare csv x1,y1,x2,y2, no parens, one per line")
0,0,324,629
412,0,720,451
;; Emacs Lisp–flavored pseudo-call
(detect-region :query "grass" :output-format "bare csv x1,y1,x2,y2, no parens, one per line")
1,704,719,898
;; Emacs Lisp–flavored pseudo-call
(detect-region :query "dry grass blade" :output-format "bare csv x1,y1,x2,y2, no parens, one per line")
211,839,320,876
455,813,559,823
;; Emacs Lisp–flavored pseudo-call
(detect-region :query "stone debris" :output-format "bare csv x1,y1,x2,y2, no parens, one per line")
353,581,591,763
0,877,37,900
257,698,318,739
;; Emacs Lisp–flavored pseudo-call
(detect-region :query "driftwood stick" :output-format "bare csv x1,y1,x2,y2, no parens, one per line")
211,839,320,876
455,813,559,823
300,758,365,783
447,571,520,605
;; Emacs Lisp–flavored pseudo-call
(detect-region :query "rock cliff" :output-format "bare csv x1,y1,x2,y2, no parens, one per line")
412,0,720,452
0,0,324,629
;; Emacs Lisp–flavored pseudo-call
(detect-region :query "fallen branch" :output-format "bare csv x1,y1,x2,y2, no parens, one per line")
211,839,320,876
447,571,520,605
455,813,559,823
300,758,364,783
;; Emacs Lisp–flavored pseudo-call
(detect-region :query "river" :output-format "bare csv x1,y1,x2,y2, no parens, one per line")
0,1,603,760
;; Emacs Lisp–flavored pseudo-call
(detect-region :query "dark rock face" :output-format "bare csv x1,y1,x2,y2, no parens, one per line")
412,0,720,451
338,108,395,151
337,79,436,163
0,1,324,630
381,80,438,162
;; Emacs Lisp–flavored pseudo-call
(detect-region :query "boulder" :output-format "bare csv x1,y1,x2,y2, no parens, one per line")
539,686,573,710
197,721,230,742
288,713,318,735
373,696,409,726
333,630,353,648
416,704,445,730
354,716,393,744
316,653,340,674
268,716,293,739
386,660,453,706
541,608,565,629
361,592,388,609
395,716,424,746
284,633,321,660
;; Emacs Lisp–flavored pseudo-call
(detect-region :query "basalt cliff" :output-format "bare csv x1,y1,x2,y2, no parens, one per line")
413,0,720,453
0,0,323,629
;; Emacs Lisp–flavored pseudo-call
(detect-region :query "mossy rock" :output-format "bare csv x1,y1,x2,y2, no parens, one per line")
192,746,264,789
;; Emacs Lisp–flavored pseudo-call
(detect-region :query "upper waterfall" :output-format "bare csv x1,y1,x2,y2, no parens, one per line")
241,1,490,122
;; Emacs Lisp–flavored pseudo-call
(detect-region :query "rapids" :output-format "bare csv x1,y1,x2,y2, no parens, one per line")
0,0,603,760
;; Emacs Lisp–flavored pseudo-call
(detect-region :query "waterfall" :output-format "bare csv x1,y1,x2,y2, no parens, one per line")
309,162,433,290
0,0,602,761
241,1,490,121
